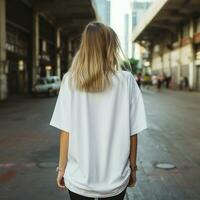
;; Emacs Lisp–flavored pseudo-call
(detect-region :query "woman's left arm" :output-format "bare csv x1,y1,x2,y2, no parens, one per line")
57,131,69,189
59,131,69,170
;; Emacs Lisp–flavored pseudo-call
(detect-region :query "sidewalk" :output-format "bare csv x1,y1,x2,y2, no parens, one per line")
0,91,200,199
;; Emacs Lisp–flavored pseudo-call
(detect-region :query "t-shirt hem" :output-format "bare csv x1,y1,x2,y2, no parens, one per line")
49,121,70,133
64,177,130,198
130,125,148,136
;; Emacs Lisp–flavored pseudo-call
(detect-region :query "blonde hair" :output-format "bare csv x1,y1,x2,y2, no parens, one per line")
68,21,122,93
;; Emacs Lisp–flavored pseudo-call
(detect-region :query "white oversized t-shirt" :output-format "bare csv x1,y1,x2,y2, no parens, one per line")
49,70,147,198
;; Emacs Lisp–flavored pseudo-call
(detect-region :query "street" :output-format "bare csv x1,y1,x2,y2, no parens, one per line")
0,88,200,200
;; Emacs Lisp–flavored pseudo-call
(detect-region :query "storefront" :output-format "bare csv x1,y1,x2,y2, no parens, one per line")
6,24,30,95
194,44,200,91
6,0,32,95
193,19,200,91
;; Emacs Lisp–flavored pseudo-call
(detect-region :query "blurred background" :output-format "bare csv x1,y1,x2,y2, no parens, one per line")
0,0,200,200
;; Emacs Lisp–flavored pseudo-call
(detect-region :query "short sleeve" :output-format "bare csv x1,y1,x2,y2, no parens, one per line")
129,75,147,136
49,73,71,133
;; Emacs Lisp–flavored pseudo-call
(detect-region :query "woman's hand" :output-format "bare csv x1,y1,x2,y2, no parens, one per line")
56,170,67,190
127,171,137,187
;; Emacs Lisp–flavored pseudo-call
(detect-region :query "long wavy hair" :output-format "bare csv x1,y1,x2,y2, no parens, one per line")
68,21,122,93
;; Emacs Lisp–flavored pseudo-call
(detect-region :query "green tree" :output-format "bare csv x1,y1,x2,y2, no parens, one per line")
121,58,139,75
129,58,139,74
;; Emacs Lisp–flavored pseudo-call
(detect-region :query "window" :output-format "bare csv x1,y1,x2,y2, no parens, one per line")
132,11,137,27
37,79,45,85
182,23,189,38
195,17,200,33
6,25,28,56
47,78,55,84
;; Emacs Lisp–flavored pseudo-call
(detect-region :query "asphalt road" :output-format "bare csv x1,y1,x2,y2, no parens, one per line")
0,87,200,200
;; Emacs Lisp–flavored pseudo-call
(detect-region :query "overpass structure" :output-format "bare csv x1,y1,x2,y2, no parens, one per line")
132,0,200,91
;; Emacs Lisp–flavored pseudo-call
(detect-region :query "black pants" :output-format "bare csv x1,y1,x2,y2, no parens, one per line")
68,187,127,200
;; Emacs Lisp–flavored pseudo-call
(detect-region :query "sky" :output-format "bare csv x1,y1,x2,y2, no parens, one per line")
110,0,132,56
94,0,154,57
110,0,154,57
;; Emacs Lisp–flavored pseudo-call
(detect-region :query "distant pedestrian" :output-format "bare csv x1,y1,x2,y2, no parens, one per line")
165,76,171,89
136,73,142,88
184,76,189,90
143,73,151,89
179,76,184,90
157,75,162,91
49,22,147,200
152,74,157,86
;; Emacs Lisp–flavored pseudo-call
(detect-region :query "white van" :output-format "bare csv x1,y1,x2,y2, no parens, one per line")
32,76,61,96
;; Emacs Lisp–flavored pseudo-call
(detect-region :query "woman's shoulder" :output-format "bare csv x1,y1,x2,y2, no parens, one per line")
119,70,137,84
59,72,71,91
120,70,131,76
119,71,141,96
61,71,72,85
62,71,70,80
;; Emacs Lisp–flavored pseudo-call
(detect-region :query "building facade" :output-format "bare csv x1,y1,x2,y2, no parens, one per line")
132,0,200,91
0,0,96,100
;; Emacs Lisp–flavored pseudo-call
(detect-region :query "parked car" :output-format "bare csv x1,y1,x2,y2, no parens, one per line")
32,76,61,96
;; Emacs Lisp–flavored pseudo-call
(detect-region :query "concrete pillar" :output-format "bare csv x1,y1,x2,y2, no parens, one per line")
178,32,182,86
0,0,7,100
189,19,196,90
68,38,73,66
32,13,40,85
177,54,182,87
161,55,164,74
56,29,61,78
160,44,164,74
168,51,172,77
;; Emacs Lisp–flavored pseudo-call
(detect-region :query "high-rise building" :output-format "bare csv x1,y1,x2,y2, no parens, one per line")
132,1,152,29
124,14,129,56
94,0,132,57
94,0,111,25
132,0,152,58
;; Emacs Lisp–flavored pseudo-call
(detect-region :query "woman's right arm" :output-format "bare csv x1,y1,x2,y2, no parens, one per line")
128,134,138,187
130,134,137,168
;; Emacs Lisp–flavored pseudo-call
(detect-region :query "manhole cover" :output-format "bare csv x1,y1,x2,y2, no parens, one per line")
155,162,176,170
37,162,57,168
